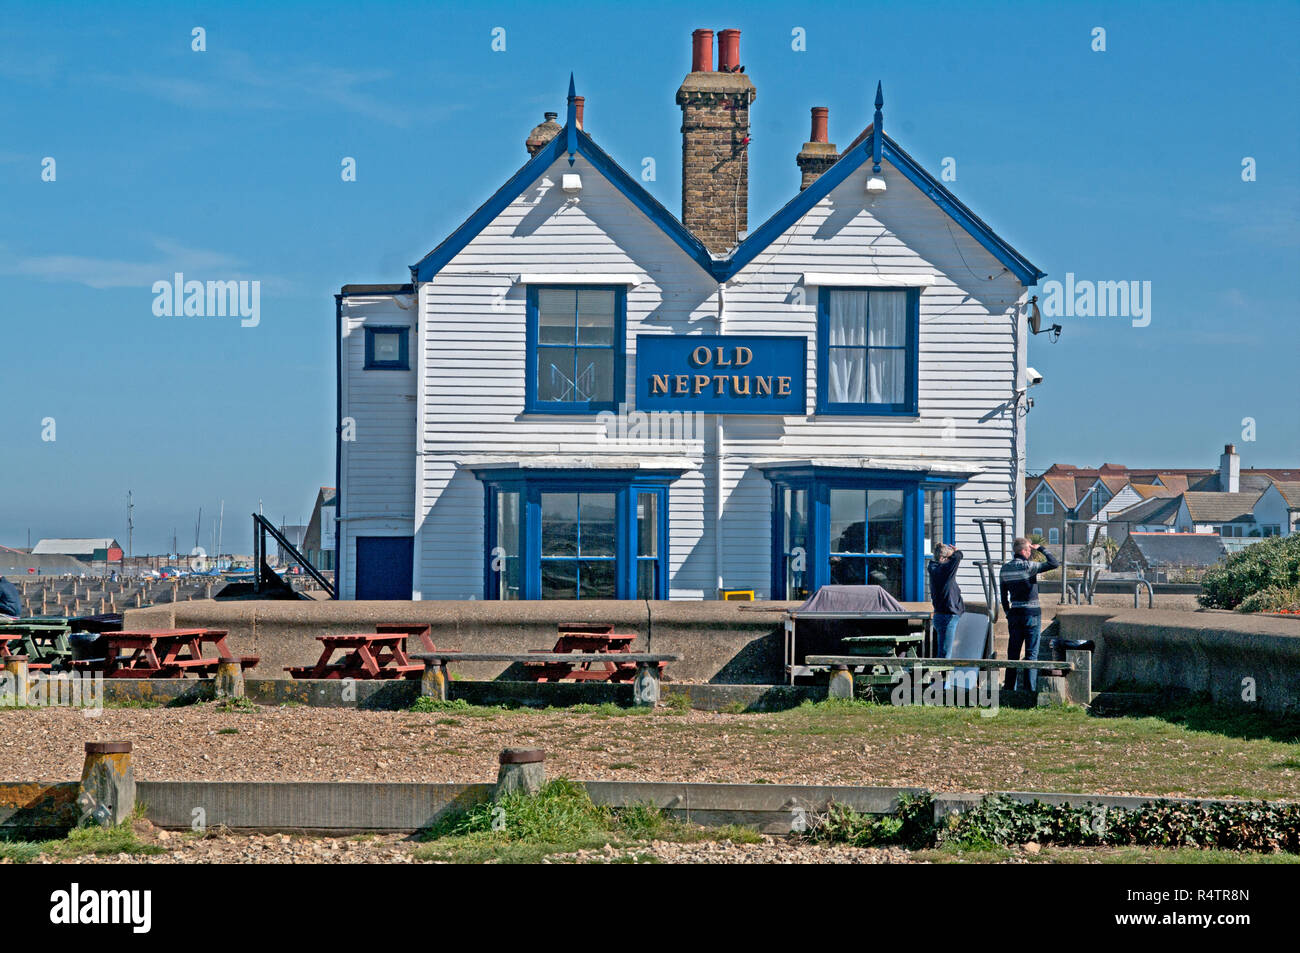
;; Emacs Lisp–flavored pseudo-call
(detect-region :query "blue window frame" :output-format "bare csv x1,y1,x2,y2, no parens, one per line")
769,467,959,601
526,286,626,414
481,470,671,600
364,326,409,370
816,288,919,415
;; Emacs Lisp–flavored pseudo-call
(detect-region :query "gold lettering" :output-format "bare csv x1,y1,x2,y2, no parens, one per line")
756,377,772,396
713,375,728,395
777,376,792,396
691,346,711,367
732,375,750,395
650,374,669,395
694,374,710,395
675,374,690,395
714,347,732,367
734,346,752,367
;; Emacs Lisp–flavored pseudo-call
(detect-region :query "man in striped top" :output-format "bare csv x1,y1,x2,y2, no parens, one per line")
998,537,1059,692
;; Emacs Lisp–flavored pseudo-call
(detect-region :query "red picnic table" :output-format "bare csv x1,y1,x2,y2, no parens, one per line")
70,629,260,679
525,622,665,683
286,632,424,680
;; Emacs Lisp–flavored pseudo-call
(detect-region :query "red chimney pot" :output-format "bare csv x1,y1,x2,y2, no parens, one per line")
691,29,714,72
573,96,584,130
810,106,829,143
718,29,741,71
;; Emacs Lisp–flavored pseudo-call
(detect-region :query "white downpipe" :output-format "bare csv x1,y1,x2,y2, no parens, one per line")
715,282,726,599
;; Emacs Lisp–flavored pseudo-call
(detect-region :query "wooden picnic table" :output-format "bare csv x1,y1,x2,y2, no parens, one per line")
70,628,258,679
412,651,680,703
0,621,73,669
783,608,932,684
374,623,438,654
286,633,424,680
525,622,650,682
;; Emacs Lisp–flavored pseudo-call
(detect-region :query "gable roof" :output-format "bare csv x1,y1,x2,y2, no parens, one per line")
1111,495,1182,525
727,128,1045,285
31,538,120,555
411,126,717,283
1182,491,1261,523
1132,483,1180,500
1118,532,1227,569
1272,481,1300,508
409,80,1045,288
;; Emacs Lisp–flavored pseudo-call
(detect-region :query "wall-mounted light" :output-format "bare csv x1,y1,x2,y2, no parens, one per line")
865,175,886,194
561,173,582,195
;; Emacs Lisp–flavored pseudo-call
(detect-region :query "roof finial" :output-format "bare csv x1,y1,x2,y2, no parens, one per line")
872,81,883,175
566,73,579,165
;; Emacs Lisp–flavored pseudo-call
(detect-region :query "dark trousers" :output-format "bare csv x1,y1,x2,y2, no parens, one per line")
1004,609,1042,692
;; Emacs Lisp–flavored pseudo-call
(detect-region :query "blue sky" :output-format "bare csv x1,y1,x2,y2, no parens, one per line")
1,0,1296,555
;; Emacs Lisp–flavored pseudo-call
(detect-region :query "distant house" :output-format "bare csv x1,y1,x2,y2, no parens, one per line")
1110,532,1227,580
1105,495,1183,543
1270,482,1300,535
30,538,123,563
1177,491,1264,539
303,487,337,572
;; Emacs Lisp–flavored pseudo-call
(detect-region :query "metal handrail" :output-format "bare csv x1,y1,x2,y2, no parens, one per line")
252,514,336,598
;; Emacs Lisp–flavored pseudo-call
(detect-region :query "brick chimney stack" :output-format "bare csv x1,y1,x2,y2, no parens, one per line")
676,28,756,255
796,106,838,190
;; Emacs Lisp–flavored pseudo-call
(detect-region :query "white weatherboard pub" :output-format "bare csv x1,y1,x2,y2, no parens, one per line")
335,30,1045,602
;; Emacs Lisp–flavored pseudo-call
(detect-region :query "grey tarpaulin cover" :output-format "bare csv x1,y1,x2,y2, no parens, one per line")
796,585,905,613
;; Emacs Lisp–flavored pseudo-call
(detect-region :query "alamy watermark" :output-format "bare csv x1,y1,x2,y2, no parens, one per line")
890,665,1000,716
1038,272,1151,328
0,671,104,716
596,404,705,447
152,272,260,327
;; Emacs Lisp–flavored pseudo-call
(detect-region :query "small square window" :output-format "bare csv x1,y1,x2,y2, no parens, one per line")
365,326,409,370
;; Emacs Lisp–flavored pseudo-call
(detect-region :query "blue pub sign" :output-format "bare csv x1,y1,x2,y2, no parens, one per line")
634,335,807,414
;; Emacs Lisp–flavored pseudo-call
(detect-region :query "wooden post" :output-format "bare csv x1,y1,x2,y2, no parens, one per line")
1065,649,1092,706
79,741,135,827
2,655,29,706
828,664,854,700
496,748,545,799
420,660,449,701
214,657,245,699
632,661,661,707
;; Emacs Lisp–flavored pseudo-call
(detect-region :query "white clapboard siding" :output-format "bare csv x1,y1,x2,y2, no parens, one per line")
369,145,1031,600
337,293,418,599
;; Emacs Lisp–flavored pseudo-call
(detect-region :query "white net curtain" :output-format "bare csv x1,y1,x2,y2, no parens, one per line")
826,289,907,405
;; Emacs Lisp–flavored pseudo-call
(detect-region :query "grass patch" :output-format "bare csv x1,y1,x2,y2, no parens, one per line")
103,698,161,710
414,778,759,864
0,819,166,864
563,703,651,718
214,696,256,713
215,727,239,735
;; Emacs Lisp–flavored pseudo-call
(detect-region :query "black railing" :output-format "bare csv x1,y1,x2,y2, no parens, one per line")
252,513,336,598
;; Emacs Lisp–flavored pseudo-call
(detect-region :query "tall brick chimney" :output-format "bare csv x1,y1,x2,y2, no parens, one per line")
676,28,756,254
796,106,838,190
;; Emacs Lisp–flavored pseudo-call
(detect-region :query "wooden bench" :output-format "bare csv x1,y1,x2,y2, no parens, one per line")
287,633,423,680
412,651,680,706
805,653,1092,706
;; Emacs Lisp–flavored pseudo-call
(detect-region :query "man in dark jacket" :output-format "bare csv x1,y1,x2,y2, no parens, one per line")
927,543,964,658
999,538,1059,692
0,576,22,620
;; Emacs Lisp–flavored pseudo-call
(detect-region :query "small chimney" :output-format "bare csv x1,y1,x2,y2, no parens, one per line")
676,27,756,254
573,96,584,130
796,106,839,191
691,29,713,72
525,111,561,156
1220,443,1240,493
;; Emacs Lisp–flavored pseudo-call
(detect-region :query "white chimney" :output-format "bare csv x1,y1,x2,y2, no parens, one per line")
1219,443,1240,493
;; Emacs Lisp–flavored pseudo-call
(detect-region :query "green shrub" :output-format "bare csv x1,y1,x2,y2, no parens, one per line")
1236,585,1300,615
1199,535,1300,610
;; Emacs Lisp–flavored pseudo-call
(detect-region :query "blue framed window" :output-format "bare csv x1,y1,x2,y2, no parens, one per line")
1036,490,1054,515
481,470,671,600
364,326,409,370
816,288,919,415
526,286,625,414
769,467,959,601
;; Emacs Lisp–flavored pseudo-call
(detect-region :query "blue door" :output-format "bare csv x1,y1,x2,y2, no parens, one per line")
355,536,413,600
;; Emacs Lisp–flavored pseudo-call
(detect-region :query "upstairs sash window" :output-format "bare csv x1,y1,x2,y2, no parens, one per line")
527,286,624,413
